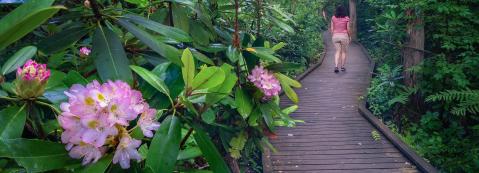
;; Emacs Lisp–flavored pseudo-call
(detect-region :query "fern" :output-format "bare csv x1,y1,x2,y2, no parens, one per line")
388,86,418,106
426,90,479,116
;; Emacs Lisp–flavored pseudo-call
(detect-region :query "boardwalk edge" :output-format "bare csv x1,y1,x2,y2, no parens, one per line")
261,32,328,173
356,41,438,173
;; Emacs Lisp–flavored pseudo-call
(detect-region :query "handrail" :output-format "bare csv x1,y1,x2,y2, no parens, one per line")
355,41,438,173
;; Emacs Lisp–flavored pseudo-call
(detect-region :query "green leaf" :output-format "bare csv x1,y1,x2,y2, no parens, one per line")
201,109,216,124
235,89,253,119
246,47,282,63
38,25,89,54
172,3,190,33
205,64,237,105
125,0,148,7
63,71,88,86
268,16,295,34
271,42,286,51
46,70,67,89
0,105,26,139
123,14,191,42
193,127,231,173
228,132,247,159
0,4,64,50
146,116,181,173
275,73,301,88
282,82,298,103
0,139,78,172
259,104,274,129
43,87,68,106
92,25,133,84
117,19,182,66
1,46,37,75
192,67,225,90
266,63,302,73
177,147,202,160
130,65,170,96
75,155,112,173
191,49,214,65
181,48,195,90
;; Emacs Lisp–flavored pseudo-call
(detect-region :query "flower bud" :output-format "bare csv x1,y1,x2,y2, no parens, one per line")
79,47,91,58
15,60,50,98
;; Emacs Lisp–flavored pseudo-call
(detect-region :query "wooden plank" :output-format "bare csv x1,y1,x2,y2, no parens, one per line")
273,162,415,171
265,32,424,173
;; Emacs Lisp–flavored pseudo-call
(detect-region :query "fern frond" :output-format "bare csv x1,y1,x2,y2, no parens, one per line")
427,90,479,116
425,90,479,102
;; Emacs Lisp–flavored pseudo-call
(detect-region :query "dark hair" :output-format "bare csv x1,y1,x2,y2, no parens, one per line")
335,5,348,18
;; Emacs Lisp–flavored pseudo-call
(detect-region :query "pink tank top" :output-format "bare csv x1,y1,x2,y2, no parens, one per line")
332,16,349,34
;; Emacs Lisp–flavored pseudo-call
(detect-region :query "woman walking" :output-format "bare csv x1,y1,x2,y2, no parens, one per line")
330,5,351,73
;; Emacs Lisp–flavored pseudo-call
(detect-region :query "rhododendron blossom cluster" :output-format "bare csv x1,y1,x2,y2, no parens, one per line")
15,60,51,98
59,80,160,169
248,65,282,99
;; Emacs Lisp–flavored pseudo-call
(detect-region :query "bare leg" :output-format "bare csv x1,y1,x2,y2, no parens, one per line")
334,42,341,68
340,44,347,68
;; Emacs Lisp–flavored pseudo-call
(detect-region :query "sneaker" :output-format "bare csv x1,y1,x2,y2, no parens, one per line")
341,67,346,71
334,67,339,73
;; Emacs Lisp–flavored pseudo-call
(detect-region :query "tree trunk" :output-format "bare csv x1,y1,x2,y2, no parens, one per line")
348,0,357,41
403,9,424,87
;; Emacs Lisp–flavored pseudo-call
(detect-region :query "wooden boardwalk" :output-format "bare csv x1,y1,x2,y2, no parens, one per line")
268,32,418,173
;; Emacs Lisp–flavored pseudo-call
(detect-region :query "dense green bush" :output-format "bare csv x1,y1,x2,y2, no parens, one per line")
358,0,479,172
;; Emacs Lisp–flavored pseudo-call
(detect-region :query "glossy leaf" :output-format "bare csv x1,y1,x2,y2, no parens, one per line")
275,73,302,88
92,25,133,84
177,147,202,160
75,155,112,173
146,116,181,173
193,127,231,173
117,19,182,66
192,67,225,90
0,139,78,172
246,47,282,63
191,49,214,65
130,65,170,96
0,105,26,139
172,3,190,33
1,46,36,75
271,42,286,51
235,89,253,119
281,81,299,103
63,70,88,86
38,25,89,54
123,14,191,42
0,4,64,50
266,63,302,73
205,64,238,105
181,48,195,89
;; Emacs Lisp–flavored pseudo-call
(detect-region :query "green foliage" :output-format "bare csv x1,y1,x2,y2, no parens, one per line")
360,0,479,172
371,130,381,141
0,0,307,172
426,90,479,116
405,112,479,173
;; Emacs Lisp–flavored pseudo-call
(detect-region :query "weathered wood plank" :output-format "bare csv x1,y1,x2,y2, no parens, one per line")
267,32,420,172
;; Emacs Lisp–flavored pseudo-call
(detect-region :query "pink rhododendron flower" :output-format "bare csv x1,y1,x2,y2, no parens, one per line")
59,80,160,168
15,60,51,98
138,108,160,138
113,136,142,169
16,59,50,82
79,47,91,57
247,65,282,99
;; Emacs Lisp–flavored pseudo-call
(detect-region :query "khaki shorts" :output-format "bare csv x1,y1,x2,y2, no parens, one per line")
332,33,350,50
